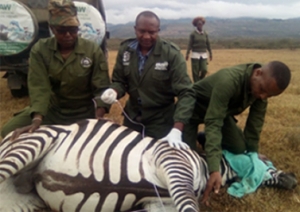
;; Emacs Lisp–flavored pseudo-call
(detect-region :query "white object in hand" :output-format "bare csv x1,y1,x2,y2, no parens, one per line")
101,88,117,104
161,128,189,149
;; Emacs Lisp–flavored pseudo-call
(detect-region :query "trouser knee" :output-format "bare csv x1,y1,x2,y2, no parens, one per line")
1,124,13,139
196,131,246,154
1,129,7,139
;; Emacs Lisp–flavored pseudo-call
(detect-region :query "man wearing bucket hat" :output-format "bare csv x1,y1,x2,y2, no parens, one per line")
1,0,110,139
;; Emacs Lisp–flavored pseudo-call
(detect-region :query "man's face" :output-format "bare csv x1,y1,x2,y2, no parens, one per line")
250,66,283,100
134,15,160,51
51,26,79,48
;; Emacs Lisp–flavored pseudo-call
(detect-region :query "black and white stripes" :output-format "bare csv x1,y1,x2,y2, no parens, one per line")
0,127,65,183
0,119,296,212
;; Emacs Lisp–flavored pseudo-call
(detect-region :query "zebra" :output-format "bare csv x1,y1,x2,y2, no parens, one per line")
0,119,297,212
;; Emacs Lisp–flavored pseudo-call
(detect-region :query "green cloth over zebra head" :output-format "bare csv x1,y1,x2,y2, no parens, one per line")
48,0,80,27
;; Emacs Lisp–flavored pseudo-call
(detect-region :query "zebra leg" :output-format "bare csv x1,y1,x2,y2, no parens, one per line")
155,154,199,212
0,176,47,212
261,168,297,189
143,200,177,212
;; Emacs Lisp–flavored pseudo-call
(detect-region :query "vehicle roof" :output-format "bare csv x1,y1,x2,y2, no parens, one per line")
16,0,105,23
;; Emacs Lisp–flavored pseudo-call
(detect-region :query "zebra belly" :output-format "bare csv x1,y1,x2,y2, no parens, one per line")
34,135,169,212
34,167,169,212
35,180,136,212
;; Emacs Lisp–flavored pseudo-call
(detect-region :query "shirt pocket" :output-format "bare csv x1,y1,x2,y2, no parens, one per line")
69,67,91,89
152,70,170,81
152,70,171,91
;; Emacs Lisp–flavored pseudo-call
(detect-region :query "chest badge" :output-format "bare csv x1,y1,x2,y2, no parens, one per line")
155,61,168,71
123,51,130,66
81,57,92,68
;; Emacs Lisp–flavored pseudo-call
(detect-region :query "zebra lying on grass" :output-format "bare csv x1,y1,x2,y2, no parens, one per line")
0,119,297,212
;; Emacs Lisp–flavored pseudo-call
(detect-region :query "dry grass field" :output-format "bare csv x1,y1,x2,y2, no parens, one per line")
0,49,300,211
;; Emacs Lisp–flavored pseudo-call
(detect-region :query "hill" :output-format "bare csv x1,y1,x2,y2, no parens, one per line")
107,17,300,39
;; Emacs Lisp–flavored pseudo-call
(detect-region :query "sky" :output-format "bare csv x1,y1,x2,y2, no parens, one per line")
104,0,300,25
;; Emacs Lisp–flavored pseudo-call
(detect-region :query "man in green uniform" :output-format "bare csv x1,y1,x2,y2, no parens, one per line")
101,11,195,148
182,61,291,204
1,0,110,139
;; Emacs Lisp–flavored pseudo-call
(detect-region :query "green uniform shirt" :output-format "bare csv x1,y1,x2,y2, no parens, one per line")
186,30,212,57
111,37,195,125
28,37,110,117
191,63,267,172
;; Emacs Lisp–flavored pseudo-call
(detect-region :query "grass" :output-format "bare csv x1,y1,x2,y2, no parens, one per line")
0,49,300,211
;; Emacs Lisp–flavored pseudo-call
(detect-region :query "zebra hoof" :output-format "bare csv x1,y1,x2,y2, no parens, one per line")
277,172,297,190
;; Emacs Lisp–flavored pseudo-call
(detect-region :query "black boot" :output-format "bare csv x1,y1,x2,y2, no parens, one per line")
197,132,206,149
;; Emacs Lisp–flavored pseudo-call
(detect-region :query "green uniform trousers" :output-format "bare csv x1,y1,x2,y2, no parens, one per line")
191,58,207,82
1,105,95,138
183,116,247,154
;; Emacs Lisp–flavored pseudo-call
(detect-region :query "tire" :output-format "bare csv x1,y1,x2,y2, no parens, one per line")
0,0,39,56
10,86,28,98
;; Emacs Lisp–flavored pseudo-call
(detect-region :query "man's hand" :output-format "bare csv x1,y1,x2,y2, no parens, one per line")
160,128,189,149
185,55,189,61
10,117,42,141
95,107,106,119
101,88,117,104
201,171,222,206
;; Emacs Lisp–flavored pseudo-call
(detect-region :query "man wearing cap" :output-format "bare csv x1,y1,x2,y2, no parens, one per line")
1,0,110,139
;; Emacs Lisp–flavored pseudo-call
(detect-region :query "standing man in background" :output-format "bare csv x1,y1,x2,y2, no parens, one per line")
186,16,212,82
101,10,195,148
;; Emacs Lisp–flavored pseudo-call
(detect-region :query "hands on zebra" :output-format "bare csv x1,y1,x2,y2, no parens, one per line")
10,114,42,141
160,127,190,149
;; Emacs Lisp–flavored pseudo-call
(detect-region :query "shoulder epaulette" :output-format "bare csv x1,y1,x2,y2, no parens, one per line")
120,38,136,45
170,42,180,51
161,39,180,51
